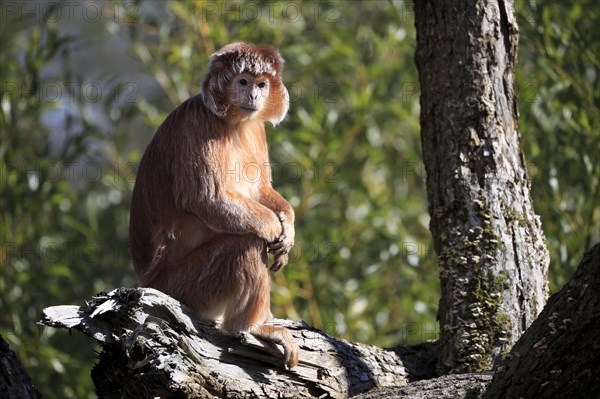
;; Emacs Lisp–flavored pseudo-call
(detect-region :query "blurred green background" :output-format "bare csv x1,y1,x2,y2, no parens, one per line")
1,1,597,397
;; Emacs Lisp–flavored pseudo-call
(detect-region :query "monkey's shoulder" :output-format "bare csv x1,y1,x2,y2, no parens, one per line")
169,95,215,125
152,95,223,141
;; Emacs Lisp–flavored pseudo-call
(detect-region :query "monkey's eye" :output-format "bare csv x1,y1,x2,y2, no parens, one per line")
239,78,248,86
258,81,267,89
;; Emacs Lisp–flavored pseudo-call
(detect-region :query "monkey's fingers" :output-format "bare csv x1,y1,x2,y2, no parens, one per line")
270,246,289,256
269,240,293,255
270,233,286,246
268,241,284,252
270,259,282,272
277,232,286,242
277,211,286,224
266,232,286,253
270,253,288,272
285,343,299,369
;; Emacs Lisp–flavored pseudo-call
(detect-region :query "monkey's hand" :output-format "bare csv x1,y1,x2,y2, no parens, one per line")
268,212,295,272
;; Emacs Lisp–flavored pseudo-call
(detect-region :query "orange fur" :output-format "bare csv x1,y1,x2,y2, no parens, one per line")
130,43,298,368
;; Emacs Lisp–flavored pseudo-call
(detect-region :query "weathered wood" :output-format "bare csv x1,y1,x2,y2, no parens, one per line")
484,243,600,398
40,288,414,398
414,0,549,373
0,335,41,399
355,373,492,399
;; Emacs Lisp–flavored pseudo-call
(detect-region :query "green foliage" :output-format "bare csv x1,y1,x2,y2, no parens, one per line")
1,3,137,397
0,1,596,397
517,1,600,290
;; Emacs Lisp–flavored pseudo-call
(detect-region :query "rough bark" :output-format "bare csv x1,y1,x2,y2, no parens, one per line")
40,287,418,398
0,335,41,399
414,0,550,373
354,373,492,399
484,243,600,398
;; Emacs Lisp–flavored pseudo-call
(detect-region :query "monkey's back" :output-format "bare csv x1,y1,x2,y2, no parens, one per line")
129,95,214,282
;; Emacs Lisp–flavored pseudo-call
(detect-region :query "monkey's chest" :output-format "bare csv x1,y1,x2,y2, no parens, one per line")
223,139,268,200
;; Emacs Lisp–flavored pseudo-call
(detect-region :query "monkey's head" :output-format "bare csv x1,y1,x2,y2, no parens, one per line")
201,42,289,125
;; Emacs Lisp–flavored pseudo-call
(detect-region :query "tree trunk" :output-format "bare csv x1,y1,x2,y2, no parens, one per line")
414,0,550,373
0,335,41,399
484,243,600,398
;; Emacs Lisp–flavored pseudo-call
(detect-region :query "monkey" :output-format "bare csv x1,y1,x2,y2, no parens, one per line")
129,42,298,369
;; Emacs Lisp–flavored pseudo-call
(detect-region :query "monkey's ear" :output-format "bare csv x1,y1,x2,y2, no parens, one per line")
266,81,289,126
259,46,288,125
201,58,232,118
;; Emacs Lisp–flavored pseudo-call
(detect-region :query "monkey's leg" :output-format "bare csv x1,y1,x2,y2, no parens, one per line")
218,236,299,369
143,234,258,320
145,234,298,368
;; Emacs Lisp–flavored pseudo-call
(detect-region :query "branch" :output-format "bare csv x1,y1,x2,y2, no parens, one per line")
40,288,419,398
354,373,492,399
484,243,600,398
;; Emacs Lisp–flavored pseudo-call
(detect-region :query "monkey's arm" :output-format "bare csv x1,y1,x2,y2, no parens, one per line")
190,191,284,244
258,186,295,222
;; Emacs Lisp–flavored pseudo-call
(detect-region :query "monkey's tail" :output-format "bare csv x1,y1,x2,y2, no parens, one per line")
136,234,168,287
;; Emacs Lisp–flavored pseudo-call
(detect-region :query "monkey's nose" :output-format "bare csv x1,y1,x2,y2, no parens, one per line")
249,87,261,101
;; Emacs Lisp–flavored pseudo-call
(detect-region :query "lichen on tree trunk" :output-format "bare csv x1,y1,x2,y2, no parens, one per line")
414,0,550,373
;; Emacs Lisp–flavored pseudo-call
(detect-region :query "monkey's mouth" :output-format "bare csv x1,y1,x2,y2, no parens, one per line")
240,106,259,113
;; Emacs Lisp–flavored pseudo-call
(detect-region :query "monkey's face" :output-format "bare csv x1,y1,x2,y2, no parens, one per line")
227,73,271,120
201,43,288,125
